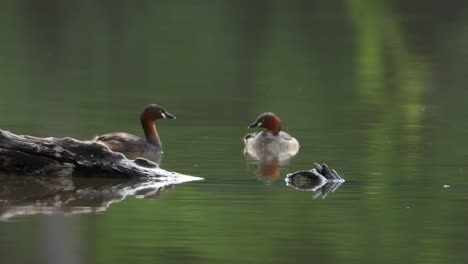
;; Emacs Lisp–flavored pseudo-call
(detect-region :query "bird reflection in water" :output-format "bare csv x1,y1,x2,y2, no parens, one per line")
244,151,296,183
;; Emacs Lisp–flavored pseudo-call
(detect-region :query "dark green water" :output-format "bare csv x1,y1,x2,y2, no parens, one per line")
1,1,468,263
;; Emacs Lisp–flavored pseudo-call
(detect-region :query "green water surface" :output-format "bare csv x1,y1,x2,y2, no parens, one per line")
1,1,468,264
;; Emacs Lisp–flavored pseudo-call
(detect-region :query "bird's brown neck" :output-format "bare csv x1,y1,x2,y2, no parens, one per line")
141,118,161,145
268,117,282,135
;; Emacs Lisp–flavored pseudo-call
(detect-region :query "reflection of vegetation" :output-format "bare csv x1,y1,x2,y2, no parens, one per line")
348,0,427,180
345,2,468,264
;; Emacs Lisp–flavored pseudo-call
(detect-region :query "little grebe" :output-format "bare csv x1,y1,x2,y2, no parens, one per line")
243,112,299,159
285,163,345,195
286,163,345,184
94,104,175,161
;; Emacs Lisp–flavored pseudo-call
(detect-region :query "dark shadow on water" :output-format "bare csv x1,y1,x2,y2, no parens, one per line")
0,175,175,221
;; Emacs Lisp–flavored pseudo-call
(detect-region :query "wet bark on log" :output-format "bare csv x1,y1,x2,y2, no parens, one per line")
0,129,201,180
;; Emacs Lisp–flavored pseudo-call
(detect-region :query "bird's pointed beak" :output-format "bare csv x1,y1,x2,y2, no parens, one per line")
248,120,262,128
162,111,176,119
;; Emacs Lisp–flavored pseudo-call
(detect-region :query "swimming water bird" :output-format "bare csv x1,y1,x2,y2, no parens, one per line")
285,163,345,198
286,163,345,184
244,112,299,160
94,104,175,162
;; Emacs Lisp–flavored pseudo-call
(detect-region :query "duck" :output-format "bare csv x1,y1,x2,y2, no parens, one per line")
285,163,345,197
285,163,345,184
94,104,175,162
243,112,299,159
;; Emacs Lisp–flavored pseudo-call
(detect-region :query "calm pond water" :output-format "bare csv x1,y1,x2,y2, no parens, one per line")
2,1,468,264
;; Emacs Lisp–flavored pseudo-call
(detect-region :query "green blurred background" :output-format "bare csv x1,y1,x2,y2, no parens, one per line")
1,1,468,264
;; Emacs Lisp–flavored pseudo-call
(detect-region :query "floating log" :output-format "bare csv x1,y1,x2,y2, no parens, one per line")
0,129,202,181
